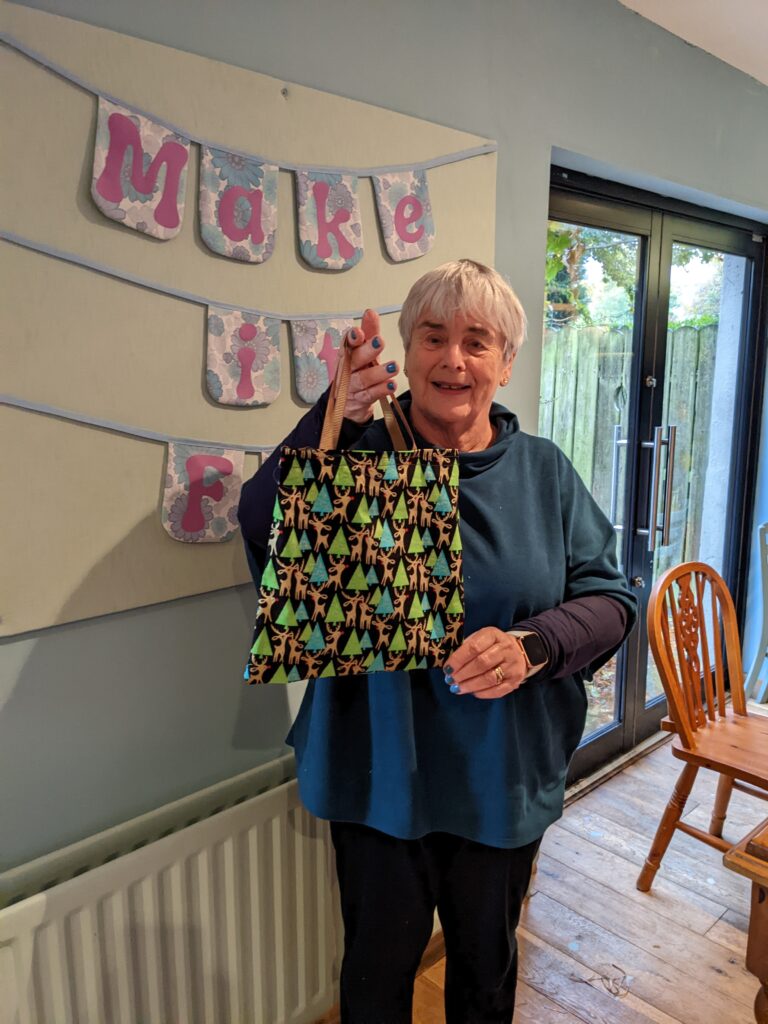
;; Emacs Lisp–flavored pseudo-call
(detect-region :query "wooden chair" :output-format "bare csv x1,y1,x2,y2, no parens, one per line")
637,560,768,892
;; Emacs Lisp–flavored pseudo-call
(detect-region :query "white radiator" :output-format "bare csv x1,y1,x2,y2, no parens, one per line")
0,757,340,1024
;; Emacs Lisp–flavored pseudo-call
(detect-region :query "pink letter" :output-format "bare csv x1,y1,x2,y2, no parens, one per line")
96,112,188,229
182,454,233,532
394,196,425,243
317,331,340,382
236,348,257,400
218,186,265,244
313,182,354,261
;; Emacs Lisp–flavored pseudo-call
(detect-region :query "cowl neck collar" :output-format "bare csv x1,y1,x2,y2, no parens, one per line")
394,392,519,477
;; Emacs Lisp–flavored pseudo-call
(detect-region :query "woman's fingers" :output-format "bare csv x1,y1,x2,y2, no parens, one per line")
444,628,528,699
342,308,398,422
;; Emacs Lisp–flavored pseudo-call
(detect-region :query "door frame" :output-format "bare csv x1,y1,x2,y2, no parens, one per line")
548,168,768,783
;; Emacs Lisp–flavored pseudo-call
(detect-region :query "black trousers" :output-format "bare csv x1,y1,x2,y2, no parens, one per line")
330,821,541,1024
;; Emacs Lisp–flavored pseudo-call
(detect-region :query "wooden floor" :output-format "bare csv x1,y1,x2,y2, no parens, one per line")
412,739,765,1023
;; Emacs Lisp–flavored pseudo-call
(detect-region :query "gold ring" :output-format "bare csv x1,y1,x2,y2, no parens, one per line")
494,665,505,684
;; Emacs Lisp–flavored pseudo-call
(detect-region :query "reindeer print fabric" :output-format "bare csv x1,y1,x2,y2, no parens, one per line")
245,446,464,683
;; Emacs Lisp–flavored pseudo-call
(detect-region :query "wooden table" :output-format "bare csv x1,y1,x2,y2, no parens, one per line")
725,820,768,1024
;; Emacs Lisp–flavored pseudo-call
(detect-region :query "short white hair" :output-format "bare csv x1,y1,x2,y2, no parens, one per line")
398,259,527,361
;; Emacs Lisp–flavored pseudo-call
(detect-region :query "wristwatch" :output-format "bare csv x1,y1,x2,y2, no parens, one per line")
508,630,549,678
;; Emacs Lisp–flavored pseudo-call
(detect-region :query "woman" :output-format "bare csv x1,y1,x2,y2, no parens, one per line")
238,260,636,1023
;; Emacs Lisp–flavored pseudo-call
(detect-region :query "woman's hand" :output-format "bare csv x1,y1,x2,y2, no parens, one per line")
443,627,529,699
342,309,400,423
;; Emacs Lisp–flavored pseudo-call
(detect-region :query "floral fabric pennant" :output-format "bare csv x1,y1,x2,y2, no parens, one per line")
296,171,363,271
199,147,278,262
162,442,244,542
92,97,190,239
372,170,435,262
290,318,353,404
207,307,281,406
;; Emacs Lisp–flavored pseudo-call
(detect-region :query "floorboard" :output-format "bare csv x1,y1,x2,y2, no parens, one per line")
407,736,764,1022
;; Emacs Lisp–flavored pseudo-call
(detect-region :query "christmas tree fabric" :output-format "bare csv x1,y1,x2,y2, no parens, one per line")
246,446,463,683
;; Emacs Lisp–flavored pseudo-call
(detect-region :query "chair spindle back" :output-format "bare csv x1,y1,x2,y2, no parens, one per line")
647,561,746,750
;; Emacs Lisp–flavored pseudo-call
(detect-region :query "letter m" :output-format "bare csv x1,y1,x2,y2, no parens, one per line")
95,111,189,230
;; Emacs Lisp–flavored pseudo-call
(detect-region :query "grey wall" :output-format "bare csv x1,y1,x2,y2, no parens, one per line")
5,0,768,869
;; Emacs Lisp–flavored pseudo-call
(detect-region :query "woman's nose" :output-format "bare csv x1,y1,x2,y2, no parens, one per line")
440,342,465,369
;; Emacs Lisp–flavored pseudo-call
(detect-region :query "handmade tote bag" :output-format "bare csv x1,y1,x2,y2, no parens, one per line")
245,344,465,684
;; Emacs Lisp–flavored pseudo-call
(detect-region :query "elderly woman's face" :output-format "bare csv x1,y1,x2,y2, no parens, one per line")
404,310,513,433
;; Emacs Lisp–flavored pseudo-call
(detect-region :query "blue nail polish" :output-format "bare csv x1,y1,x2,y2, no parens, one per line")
371,336,381,349
450,683,461,694
444,674,453,685
386,361,397,373
387,382,396,391
445,664,454,674
349,329,358,341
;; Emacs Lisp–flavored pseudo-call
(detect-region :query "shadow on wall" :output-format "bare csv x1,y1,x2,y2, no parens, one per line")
0,513,294,871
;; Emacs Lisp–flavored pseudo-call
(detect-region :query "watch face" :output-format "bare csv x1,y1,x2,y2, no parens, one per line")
521,632,548,667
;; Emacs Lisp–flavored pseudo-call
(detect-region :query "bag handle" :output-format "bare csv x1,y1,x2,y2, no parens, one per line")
319,338,416,451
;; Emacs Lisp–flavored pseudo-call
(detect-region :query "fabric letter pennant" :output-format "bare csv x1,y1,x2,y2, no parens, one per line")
207,307,281,406
199,147,278,262
372,170,435,262
296,171,363,270
92,98,190,238
289,318,353,404
162,442,244,542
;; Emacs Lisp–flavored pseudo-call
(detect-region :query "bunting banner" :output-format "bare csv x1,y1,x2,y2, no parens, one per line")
1,34,497,270
91,98,190,239
199,148,279,262
162,442,245,542
296,171,364,270
207,307,282,406
289,318,353,404
372,170,435,262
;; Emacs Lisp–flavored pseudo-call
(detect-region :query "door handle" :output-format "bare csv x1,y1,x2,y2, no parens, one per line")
609,424,628,530
636,425,677,552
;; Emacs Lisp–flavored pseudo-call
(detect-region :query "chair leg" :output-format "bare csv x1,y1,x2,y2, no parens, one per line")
709,774,735,838
637,763,698,892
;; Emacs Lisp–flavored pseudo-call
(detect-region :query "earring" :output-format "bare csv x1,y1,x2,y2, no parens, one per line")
500,377,509,386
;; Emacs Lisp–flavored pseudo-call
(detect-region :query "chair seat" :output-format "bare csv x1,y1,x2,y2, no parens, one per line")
672,709,768,791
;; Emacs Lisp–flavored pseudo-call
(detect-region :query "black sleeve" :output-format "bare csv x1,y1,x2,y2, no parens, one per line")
236,388,372,582
514,594,629,680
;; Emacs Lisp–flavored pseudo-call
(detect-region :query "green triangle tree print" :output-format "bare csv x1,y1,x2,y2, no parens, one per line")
367,651,386,672
378,520,395,549
299,530,311,551
334,457,354,488
368,497,380,518
302,459,315,481
272,495,284,522
430,612,445,641
329,528,350,557
410,460,426,488
383,456,399,482
446,588,463,615
424,463,436,483
305,623,326,651
393,493,409,521
390,625,407,652
309,552,328,583
342,630,363,657
352,496,371,524
365,566,379,585
251,627,273,656
260,559,279,590
311,485,333,516
281,529,302,559
450,527,463,552
375,587,394,615
304,552,316,575
407,593,424,619
407,529,424,554
270,663,290,683
346,564,369,591
360,630,373,650
327,594,345,623
276,600,298,627
434,486,452,514
393,560,410,588
306,481,319,504
295,600,309,622
449,460,460,486
431,550,450,578
284,457,304,487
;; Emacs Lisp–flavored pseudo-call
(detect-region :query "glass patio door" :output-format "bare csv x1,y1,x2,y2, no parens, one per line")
543,184,765,780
